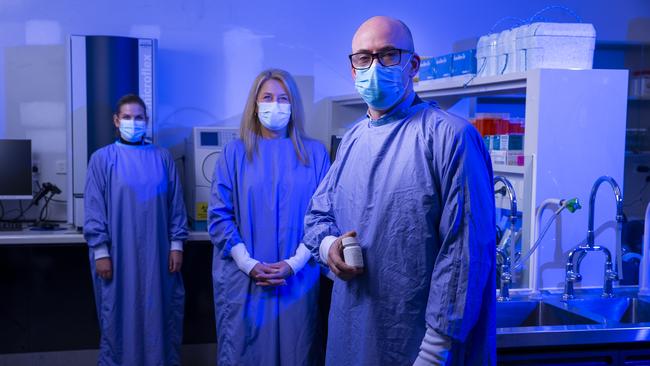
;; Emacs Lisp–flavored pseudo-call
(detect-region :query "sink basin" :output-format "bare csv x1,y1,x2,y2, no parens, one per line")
620,298,650,323
497,300,599,328
562,297,631,322
562,297,650,323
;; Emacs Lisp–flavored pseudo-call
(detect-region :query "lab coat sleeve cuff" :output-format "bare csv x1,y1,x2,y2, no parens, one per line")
170,240,184,252
319,236,337,266
93,244,110,260
231,243,260,275
285,243,312,274
412,326,452,366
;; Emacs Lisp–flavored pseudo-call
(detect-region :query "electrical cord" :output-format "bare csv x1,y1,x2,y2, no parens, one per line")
529,5,582,24
39,193,55,222
35,180,66,204
488,16,526,35
11,199,35,221
5,182,61,222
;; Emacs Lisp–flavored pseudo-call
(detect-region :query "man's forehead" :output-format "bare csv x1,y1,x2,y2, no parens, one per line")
352,19,411,52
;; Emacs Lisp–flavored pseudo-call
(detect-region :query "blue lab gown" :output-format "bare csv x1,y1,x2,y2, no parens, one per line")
208,136,330,366
303,97,496,365
84,141,188,366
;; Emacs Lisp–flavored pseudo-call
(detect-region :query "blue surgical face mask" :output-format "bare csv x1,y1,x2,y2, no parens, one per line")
257,102,291,131
354,57,412,111
119,118,147,142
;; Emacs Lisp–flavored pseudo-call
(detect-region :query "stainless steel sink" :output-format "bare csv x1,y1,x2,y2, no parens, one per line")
496,300,599,328
620,298,650,323
561,297,650,324
497,292,650,349
561,297,630,322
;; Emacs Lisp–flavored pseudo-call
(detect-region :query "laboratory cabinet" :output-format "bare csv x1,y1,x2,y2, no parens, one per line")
321,69,628,292
498,342,650,365
0,236,215,354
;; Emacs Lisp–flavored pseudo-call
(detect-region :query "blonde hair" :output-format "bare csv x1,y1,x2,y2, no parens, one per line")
240,68,310,165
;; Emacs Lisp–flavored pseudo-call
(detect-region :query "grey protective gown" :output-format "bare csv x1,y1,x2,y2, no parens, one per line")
303,97,496,365
209,137,331,366
84,141,188,366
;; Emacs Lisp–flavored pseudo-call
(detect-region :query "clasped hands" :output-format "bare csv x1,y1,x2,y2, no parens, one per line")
249,261,293,287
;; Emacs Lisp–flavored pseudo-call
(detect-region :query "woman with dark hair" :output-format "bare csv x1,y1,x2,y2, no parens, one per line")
84,94,188,365
208,69,330,365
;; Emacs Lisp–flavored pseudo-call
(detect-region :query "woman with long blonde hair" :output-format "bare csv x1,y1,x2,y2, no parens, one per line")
208,69,330,365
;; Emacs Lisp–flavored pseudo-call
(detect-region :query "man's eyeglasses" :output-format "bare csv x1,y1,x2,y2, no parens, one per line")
349,48,412,70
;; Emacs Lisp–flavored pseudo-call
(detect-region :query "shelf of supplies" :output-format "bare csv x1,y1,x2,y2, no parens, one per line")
331,72,528,107
415,72,527,99
493,164,525,175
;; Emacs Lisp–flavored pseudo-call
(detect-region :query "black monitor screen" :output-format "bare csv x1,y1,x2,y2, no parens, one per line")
201,131,219,147
0,139,32,199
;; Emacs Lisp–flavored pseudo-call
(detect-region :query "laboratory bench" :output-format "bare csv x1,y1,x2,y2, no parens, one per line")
8,228,649,363
0,229,214,354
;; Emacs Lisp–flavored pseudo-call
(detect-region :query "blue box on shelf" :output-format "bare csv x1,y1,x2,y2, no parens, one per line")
434,54,453,78
418,57,436,81
452,49,477,76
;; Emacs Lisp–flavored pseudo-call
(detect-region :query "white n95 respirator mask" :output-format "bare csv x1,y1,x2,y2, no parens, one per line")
119,119,147,142
257,102,291,131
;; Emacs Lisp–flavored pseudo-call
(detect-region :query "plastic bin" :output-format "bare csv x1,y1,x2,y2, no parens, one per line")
516,22,595,71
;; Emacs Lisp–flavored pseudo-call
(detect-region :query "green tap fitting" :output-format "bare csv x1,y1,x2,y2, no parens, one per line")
562,198,582,213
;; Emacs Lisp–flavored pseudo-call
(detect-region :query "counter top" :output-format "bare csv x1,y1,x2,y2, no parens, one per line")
0,229,210,245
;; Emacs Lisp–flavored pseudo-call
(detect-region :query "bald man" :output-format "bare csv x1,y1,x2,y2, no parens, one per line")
304,16,496,365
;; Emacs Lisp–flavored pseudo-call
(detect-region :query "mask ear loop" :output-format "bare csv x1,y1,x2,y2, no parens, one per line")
401,53,416,90
401,53,414,72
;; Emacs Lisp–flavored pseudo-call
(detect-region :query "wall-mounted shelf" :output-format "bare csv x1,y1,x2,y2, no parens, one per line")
494,164,525,175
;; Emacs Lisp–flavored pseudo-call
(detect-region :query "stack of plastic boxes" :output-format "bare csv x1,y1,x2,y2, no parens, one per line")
418,49,477,81
476,22,596,77
472,114,525,166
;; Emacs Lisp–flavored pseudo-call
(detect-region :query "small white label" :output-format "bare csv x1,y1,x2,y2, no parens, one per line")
343,246,364,268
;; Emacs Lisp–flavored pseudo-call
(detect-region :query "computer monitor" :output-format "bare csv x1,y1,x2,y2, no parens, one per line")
0,139,32,199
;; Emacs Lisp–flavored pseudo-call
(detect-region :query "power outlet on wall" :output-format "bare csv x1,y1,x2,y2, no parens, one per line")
55,160,66,175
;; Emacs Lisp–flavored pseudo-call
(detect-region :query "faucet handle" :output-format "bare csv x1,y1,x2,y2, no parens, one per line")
566,270,580,282
501,271,512,283
605,269,618,281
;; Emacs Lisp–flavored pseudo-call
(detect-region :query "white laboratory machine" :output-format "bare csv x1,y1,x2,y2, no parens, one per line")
185,126,239,230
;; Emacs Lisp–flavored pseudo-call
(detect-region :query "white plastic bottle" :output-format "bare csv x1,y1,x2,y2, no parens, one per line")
342,236,364,268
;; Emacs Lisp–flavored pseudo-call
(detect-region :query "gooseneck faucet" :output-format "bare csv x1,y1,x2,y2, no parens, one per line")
494,176,517,302
496,248,512,301
494,176,518,238
563,176,624,300
586,176,624,246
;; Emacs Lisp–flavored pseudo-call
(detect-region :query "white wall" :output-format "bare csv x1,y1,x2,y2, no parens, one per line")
1,0,649,221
